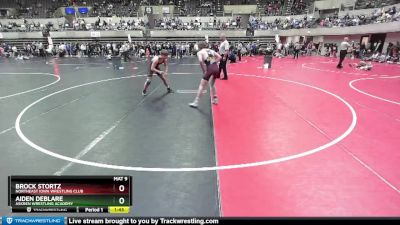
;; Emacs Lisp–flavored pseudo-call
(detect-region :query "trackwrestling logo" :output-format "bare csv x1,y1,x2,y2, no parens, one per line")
2,217,65,225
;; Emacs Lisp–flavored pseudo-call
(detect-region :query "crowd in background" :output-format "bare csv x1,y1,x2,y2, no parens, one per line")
263,0,284,16
2,5,399,33
270,40,400,64
67,17,146,30
357,41,400,63
1,0,399,33
176,0,217,17
249,5,399,31
10,0,64,19
1,0,314,19
355,0,398,10
320,6,399,28
0,19,56,32
3,0,144,19
289,0,308,16
0,17,146,32
89,0,139,17
153,16,242,30
1,38,400,65
248,15,315,31
2,0,399,20
0,40,262,63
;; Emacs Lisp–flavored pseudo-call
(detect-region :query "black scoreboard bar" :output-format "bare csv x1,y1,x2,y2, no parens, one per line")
8,176,132,214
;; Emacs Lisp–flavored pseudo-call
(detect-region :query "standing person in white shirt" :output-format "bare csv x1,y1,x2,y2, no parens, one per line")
80,43,86,57
337,37,351,69
218,34,229,80
237,42,243,61
59,43,66,57
185,42,190,55
12,46,18,57
293,42,301,59
373,40,382,53
284,42,289,56
194,43,199,54
179,43,185,59
38,42,44,57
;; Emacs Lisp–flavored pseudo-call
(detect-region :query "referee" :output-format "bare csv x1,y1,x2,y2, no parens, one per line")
337,37,351,69
219,34,230,80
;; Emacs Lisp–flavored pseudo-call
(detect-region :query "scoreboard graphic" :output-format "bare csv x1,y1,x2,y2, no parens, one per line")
8,176,132,213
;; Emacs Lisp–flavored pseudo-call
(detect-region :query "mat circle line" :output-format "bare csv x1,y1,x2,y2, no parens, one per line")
349,76,400,105
0,73,60,100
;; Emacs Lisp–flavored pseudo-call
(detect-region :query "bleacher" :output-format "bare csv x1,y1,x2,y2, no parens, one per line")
0,0,19,8
0,0,65,18
176,0,216,17
286,0,312,15
355,0,399,9
88,0,139,17
0,0,313,18
255,0,312,16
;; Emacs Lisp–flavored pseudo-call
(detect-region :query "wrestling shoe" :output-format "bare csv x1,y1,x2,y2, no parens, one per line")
189,101,199,108
167,88,174,93
212,96,218,105
142,90,147,96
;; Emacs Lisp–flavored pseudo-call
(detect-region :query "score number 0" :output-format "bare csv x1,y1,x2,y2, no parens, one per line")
119,184,125,205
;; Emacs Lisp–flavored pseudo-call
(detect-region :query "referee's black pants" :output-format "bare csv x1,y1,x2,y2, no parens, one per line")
293,50,299,59
337,50,347,68
219,57,228,80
